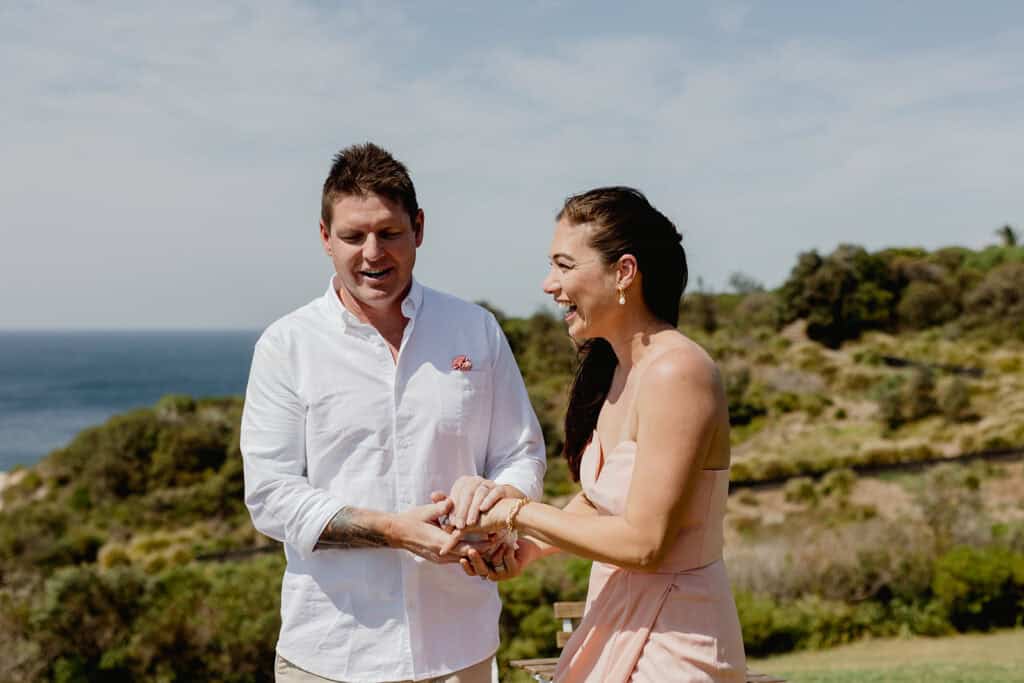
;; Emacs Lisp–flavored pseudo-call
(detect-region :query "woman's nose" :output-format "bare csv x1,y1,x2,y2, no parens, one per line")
541,268,559,294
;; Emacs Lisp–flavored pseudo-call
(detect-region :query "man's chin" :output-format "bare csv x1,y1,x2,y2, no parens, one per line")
354,280,409,307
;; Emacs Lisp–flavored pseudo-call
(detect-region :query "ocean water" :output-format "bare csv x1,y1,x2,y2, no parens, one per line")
0,331,260,472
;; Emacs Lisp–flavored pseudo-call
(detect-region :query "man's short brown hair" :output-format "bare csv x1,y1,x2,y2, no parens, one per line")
321,142,419,227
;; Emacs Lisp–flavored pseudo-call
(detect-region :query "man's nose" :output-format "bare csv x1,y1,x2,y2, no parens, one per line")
363,235,384,260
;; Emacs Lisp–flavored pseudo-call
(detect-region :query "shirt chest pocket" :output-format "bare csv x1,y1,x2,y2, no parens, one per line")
437,370,491,435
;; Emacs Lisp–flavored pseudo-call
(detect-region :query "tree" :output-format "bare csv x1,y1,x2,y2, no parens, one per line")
780,245,897,347
728,272,765,295
965,262,1024,327
680,277,718,334
996,224,1018,247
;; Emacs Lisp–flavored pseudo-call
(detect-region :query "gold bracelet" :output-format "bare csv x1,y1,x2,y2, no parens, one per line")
506,497,530,535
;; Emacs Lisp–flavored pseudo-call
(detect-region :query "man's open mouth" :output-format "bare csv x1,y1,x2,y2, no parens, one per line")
360,268,394,280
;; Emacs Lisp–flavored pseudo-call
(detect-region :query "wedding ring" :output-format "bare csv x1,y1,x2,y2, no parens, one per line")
493,563,506,572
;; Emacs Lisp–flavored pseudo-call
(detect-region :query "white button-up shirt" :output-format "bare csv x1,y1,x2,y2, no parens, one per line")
241,277,546,682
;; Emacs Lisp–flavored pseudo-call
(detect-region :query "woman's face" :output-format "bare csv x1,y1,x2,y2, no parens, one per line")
542,218,618,341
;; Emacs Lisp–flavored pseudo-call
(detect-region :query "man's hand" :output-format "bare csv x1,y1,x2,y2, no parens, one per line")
460,536,542,582
447,475,509,529
389,498,489,564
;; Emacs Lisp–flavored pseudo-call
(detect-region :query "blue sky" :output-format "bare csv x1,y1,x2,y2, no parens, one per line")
2,1,1022,329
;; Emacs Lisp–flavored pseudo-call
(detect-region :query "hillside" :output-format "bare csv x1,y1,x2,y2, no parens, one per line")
2,238,1023,682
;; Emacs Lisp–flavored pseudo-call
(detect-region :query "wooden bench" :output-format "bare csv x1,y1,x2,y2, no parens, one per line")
509,601,785,682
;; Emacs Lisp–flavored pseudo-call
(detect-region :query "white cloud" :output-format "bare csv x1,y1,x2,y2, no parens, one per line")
2,3,1022,327
710,1,750,35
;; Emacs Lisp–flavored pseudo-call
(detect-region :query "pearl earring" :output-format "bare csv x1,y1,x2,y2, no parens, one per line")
618,287,626,305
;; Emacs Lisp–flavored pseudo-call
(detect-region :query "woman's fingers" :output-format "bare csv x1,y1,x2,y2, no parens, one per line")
466,483,491,526
460,557,476,577
478,485,505,513
451,477,482,528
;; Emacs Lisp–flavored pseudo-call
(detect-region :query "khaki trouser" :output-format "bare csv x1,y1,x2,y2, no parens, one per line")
275,653,495,683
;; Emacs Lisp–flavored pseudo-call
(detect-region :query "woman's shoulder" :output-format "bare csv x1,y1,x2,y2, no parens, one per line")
640,335,722,397
643,331,716,378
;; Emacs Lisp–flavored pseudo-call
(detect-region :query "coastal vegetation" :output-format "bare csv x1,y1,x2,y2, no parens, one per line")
1,237,1022,682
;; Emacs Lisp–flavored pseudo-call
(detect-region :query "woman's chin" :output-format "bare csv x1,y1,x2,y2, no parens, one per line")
566,323,589,343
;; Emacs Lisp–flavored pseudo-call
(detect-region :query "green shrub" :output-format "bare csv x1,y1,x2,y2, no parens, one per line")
898,280,959,329
932,546,1024,631
19,557,284,683
819,468,856,499
872,374,907,430
907,367,939,421
962,245,1024,272
725,366,767,426
941,377,974,423
735,591,808,656
770,392,800,415
737,491,759,507
779,245,898,347
964,262,1024,338
917,464,985,555
784,477,818,505
733,291,780,329
798,392,832,418
155,394,196,418
497,555,590,679
680,291,719,334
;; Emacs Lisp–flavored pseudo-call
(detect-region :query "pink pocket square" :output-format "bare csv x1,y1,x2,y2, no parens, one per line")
451,355,473,371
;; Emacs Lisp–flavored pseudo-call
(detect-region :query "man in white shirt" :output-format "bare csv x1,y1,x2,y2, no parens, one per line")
241,142,546,683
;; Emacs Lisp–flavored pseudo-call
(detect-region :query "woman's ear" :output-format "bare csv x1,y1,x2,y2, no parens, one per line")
616,254,639,290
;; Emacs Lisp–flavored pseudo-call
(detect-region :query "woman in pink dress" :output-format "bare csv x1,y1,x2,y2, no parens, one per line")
452,186,746,682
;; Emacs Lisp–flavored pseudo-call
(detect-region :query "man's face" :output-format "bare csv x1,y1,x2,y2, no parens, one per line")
320,193,423,316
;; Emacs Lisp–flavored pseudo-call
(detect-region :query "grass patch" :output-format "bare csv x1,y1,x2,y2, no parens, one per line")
750,628,1024,683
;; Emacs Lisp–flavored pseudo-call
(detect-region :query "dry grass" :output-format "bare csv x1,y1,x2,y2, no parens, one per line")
724,461,1024,601
729,331,1024,479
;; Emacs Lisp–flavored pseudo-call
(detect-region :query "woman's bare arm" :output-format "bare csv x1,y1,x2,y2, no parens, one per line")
471,348,724,572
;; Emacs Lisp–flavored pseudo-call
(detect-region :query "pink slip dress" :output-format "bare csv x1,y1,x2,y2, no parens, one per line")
553,430,746,682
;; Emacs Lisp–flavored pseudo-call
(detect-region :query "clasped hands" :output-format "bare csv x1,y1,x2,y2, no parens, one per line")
403,475,523,581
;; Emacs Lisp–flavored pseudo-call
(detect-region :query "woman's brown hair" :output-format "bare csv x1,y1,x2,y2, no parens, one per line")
559,187,688,480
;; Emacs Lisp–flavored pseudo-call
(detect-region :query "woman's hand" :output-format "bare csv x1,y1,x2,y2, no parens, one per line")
440,497,515,554
474,497,516,534
446,475,507,529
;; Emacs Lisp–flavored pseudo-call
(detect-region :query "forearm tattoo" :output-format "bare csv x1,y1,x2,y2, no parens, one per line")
314,507,389,550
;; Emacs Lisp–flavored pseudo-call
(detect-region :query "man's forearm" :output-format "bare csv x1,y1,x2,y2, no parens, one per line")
314,506,394,550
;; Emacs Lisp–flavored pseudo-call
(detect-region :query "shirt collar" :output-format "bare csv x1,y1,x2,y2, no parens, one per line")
324,275,423,333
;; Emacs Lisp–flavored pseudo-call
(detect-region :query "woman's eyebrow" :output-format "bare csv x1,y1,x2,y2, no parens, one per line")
551,252,575,262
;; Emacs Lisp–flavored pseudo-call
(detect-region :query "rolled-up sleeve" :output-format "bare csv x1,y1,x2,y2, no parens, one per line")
241,337,346,559
482,315,547,500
